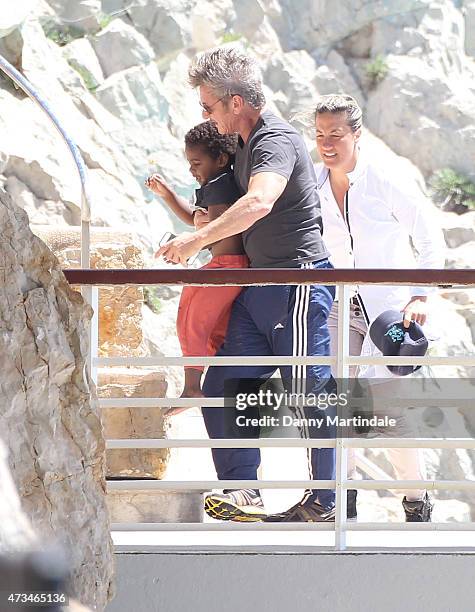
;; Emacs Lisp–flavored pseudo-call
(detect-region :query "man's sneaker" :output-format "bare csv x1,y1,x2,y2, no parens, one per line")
402,492,433,522
204,489,266,522
347,489,358,521
264,498,336,522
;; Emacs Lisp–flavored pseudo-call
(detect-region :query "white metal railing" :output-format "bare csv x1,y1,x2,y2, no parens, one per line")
89,276,475,551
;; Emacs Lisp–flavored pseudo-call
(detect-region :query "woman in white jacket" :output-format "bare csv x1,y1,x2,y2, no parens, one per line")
314,94,446,522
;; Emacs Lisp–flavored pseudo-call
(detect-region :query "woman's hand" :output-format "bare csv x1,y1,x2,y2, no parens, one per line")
401,296,428,328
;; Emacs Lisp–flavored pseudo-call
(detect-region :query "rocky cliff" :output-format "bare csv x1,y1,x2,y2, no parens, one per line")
0,188,113,609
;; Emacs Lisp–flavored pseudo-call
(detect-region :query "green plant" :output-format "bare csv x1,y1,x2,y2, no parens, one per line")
97,12,115,30
67,61,98,91
221,32,244,44
429,168,475,214
42,20,84,46
143,286,162,314
365,54,389,87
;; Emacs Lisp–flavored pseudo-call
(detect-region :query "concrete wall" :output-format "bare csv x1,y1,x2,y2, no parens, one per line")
107,549,475,612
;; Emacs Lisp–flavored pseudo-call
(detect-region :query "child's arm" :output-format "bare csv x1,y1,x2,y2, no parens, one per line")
145,174,194,226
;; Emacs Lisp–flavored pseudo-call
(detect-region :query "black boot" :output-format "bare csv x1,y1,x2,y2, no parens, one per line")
347,489,358,521
402,492,433,522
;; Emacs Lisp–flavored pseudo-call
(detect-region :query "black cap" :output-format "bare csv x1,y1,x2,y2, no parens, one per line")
369,310,428,376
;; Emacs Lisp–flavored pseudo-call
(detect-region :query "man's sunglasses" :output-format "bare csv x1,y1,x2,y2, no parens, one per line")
199,93,239,114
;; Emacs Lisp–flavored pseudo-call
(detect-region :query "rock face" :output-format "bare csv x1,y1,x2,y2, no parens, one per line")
63,37,105,90
365,53,475,179
1,0,474,236
0,439,38,553
127,0,192,60
281,0,428,49
0,190,113,610
0,18,173,253
465,1,475,57
91,20,155,78
44,0,103,34
0,0,37,37
363,2,475,180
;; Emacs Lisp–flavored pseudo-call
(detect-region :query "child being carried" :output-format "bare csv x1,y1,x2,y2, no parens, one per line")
146,121,248,413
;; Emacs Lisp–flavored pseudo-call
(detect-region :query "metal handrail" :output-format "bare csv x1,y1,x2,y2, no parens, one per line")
0,52,95,374
0,53,91,268
63,267,475,286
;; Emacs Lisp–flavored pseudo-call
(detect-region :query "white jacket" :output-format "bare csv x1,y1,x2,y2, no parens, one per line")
316,152,446,326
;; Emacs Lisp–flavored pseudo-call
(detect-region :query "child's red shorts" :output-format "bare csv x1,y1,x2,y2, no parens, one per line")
176,254,249,371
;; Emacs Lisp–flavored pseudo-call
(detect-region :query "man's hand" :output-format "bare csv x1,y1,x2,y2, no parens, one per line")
145,173,171,198
194,209,209,230
401,295,428,328
154,231,203,266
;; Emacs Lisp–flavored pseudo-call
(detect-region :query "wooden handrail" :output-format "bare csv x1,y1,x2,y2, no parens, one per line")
63,268,475,287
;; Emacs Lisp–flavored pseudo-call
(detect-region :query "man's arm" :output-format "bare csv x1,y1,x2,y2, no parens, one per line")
155,172,288,264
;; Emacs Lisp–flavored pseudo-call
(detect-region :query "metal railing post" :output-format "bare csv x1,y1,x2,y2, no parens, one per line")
89,287,99,387
335,284,351,550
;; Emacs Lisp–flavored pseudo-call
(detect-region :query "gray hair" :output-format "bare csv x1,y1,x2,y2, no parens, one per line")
314,94,363,132
188,46,266,110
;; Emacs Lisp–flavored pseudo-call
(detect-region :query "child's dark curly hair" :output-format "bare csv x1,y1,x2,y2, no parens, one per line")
185,121,238,168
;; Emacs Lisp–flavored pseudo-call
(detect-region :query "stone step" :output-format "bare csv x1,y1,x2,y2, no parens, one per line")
107,489,204,524
99,367,169,479
32,225,146,356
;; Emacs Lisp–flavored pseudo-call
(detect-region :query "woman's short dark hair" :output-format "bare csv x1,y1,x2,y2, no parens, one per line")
314,94,363,132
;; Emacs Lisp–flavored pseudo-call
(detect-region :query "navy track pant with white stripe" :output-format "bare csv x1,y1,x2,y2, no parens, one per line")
202,259,336,509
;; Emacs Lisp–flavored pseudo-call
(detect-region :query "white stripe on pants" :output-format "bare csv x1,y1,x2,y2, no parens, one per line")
292,263,314,501
327,301,425,500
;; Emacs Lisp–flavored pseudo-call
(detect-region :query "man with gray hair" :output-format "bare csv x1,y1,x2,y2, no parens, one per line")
157,47,337,522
